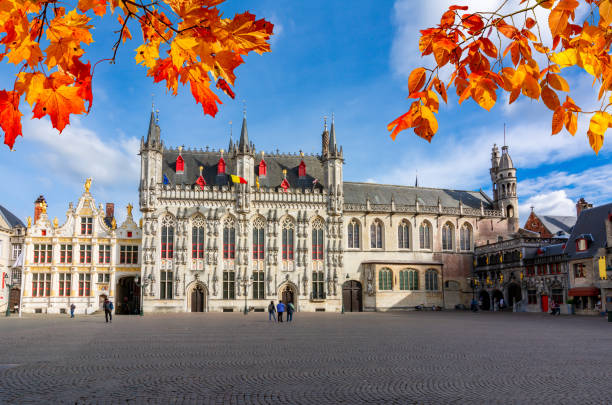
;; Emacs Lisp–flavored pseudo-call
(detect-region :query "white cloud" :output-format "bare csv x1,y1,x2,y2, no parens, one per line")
519,190,576,219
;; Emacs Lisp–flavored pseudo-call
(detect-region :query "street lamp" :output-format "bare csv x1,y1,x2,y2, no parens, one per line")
3,273,15,317
238,274,253,315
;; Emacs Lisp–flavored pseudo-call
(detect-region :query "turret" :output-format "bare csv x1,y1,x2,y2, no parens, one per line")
490,143,518,227
139,109,163,211
236,112,255,186
324,115,344,215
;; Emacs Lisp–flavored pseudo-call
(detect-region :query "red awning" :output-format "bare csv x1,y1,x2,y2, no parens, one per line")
568,287,600,297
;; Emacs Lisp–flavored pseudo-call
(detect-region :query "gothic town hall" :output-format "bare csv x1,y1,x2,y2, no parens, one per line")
138,112,519,312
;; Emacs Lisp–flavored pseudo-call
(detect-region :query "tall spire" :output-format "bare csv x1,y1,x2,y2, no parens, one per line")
322,115,329,157
329,113,337,155
238,108,250,154
146,108,160,146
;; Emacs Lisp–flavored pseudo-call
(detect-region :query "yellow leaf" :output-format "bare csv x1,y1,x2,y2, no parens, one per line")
408,67,427,95
472,78,496,111
420,104,438,133
521,74,540,99
600,0,612,26
550,49,578,67
548,74,570,92
170,36,197,69
135,41,160,68
588,111,610,136
6,38,43,68
587,130,604,154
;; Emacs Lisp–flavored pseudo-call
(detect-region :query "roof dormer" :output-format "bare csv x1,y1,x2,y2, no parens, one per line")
176,146,184,173
298,159,306,178
258,151,267,177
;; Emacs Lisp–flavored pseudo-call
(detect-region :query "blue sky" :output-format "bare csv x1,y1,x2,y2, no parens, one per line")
0,0,610,225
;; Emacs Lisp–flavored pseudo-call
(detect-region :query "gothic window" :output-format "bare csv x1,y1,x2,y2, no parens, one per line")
79,245,92,264
312,218,324,260
425,269,439,291
98,245,111,264
419,222,432,249
312,271,325,299
223,217,236,260
32,273,51,297
442,223,454,251
378,268,392,290
347,219,360,249
370,220,383,249
252,270,265,299
33,244,52,264
399,269,418,290
160,270,174,299
161,215,175,259
506,205,514,218
252,217,265,260
398,220,410,249
192,216,205,259
223,270,235,299
460,224,472,251
60,244,73,264
78,273,91,297
282,218,295,260
80,217,93,235
58,273,71,297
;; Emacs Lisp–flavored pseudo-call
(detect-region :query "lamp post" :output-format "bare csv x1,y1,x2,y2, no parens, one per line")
238,274,253,315
3,273,15,317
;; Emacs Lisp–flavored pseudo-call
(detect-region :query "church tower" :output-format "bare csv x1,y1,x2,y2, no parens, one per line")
490,143,518,223
323,115,344,216
139,109,163,212
236,112,255,186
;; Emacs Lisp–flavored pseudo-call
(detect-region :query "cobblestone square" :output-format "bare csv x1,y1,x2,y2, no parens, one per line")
0,312,610,404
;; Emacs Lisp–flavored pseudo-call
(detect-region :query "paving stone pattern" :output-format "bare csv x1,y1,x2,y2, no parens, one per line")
0,312,611,404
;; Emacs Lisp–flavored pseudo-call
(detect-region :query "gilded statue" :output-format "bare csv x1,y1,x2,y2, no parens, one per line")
127,203,133,217
111,217,117,229
84,178,92,193
40,200,47,214
53,217,58,228
27,216,32,227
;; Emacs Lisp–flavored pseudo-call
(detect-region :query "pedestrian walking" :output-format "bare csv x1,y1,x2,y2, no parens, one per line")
499,297,505,310
287,302,295,322
277,300,285,322
268,300,276,321
70,303,76,318
103,298,114,323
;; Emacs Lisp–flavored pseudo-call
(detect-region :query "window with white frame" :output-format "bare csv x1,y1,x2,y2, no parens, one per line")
120,245,138,264
78,273,91,296
33,244,53,264
79,245,92,264
252,270,265,299
97,273,110,283
32,273,51,297
11,243,22,260
60,244,73,264
59,273,71,296
80,217,93,235
223,270,235,299
160,270,174,299
99,245,111,264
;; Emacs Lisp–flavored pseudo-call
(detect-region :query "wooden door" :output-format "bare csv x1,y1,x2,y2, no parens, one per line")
342,281,362,312
282,287,294,305
541,295,548,313
8,288,20,313
191,287,204,312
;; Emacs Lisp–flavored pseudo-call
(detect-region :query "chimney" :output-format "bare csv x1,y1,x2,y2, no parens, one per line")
105,203,115,221
34,195,46,224
576,197,593,217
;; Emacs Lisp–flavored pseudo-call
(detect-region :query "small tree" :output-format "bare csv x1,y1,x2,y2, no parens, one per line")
0,0,274,149
388,0,611,154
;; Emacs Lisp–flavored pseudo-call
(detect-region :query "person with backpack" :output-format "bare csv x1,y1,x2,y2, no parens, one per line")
287,301,295,322
103,298,114,323
70,303,76,318
268,301,276,321
276,300,285,323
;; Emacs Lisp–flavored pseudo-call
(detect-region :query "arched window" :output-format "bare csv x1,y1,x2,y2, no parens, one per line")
398,220,410,249
370,220,383,249
252,217,265,260
442,223,453,251
282,218,295,261
347,219,360,249
459,224,472,251
399,269,419,290
378,268,393,290
191,216,205,259
312,218,324,261
419,221,431,249
425,269,439,291
161,215,175,259
223,217,236,259
506,205,514,218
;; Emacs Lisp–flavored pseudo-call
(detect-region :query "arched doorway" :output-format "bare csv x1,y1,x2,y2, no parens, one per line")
492,290,504,310
191,284,206,312
479,290,490,311
280,284,296,306
116,277,140,315
342,280,362,312
507,283,522,307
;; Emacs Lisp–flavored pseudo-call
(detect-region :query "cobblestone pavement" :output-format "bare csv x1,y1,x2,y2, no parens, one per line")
0,311,611,404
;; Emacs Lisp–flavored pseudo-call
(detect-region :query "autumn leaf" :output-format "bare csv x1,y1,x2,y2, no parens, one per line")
550,48,578,67
170,35,198,69
32,82,86,133
541,86,560,111
135,41,160,68
408,67,427,95
0,90,23,148
551,106,565,135
547,74,570,91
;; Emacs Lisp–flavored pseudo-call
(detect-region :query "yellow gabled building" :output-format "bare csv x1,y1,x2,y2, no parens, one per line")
21,179,141,315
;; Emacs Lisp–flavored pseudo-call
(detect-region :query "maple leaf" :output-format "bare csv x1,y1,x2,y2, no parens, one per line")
15,72,46,106
0,90,23,148
216,78,235,99
135,41,160,68
170,35,198,69
6,37,43,67
32,78,86,133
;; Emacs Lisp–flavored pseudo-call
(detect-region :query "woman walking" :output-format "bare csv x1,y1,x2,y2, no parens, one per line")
268,301,276,321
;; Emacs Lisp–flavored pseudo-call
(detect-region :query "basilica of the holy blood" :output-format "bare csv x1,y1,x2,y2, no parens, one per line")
138,111,519,313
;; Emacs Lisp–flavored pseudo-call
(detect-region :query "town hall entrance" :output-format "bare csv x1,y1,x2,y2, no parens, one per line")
116,276,140,315
342,280,362,312
191,284,206,312
281,285,295,305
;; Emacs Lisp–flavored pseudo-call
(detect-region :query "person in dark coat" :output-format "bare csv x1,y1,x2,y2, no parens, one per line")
103,298,113,323
276,300,285,322
287,302,295,322
268,301,276,321
70,303,76,318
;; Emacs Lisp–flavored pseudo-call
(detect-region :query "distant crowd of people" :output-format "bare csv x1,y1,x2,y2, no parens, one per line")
267,300,295,322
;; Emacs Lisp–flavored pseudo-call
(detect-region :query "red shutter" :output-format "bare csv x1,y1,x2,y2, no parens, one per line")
176,155,184,173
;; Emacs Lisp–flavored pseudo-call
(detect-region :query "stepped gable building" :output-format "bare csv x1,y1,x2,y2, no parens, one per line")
21,181,141,315
139,111,519,313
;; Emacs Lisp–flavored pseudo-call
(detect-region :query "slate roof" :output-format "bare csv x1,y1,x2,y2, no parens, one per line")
0,204,24,228
564,203,612,259
538,215,576,237
342,182,494,209
162,149,327,189
523,243,566,260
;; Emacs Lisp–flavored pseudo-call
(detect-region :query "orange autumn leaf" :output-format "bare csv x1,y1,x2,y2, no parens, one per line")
32,83,86,133
551,106,565,135
408,67,427,95
0,90,23,148
541,85,560,111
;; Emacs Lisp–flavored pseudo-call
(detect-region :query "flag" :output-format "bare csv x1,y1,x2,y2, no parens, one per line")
163,174,169,185
230,175,247,184
280,178,290,192
255,176,260,190
196,175,206,190
599,256,607,280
